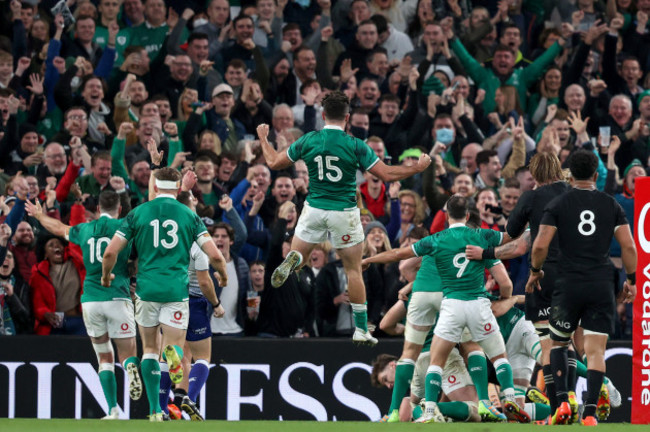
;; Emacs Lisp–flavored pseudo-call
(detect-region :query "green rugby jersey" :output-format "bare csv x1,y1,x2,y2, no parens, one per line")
93,26,131,66
287,126,379,211
411,224,502,300
116,194,209,302
496,305,524,343
68,215,131,303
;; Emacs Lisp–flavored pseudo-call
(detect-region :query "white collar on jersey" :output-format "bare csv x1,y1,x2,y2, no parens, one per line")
99,213,114,219
449,223,466,229
156,193,176,199
323,125,344,131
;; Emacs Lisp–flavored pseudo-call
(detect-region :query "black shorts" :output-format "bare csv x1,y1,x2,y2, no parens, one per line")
525,264,558,322
549,278,616,341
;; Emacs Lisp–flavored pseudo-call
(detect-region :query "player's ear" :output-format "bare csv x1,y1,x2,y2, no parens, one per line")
592,171,598,182
321,111,326,121
344,113,350,124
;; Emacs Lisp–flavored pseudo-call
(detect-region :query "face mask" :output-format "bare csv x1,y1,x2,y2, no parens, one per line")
350,126,368,140
436,127,454,145
193,18,208,28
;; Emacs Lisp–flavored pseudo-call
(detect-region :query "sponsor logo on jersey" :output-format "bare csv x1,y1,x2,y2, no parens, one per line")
538,307,550,318
554,320,571,330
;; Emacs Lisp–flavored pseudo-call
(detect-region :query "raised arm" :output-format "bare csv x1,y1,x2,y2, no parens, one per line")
488,262,513,299
25,200,70,238
361,246,416,269
256,123,293,170
368,155,431,183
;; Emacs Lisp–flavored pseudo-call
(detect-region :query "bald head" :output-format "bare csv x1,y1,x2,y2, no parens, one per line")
44,142,67,175
461,143,483,173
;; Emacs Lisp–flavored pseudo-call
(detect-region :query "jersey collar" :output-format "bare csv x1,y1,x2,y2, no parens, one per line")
449,223,466,229
156,193,176,200
323,125,344,131
99,213,114,219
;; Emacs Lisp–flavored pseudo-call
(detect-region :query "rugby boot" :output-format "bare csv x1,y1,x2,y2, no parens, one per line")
126,362,142,401
568,392,579,424
167,403,182,420
181,396,204,421
478,400,507,422
271,250,301,288
413,403,445,423
526,387,549,405
596,383,610,421
582,416,598,426
606,379,622,408
352,328,378,346
504,399,531,423
163,345,183,384
551,401,571,425
101,407,120,420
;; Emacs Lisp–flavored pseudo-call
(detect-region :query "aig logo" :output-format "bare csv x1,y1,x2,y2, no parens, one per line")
555,320,571,329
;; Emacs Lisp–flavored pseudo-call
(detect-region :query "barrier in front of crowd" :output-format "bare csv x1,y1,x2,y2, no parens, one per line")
633,176,650,424
0,337,633,422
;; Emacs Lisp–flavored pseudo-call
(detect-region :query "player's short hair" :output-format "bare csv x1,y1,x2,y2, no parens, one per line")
447,195,469,220
467,207,481,228
476,150,498,167
177,191,193,207
98,190,120,213
91,150,112,166
212,222,235,241
322,91,350,122
154,167,182,183
370,354,397,388
529,152,563,184
407,226,429,241
568,149,599,180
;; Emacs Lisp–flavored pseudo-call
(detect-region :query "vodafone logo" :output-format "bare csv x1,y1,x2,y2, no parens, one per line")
638,203,650,254
341,234,351,242
484,323,492,332
448,375,456,384
120,323,129,331
174,311,183,320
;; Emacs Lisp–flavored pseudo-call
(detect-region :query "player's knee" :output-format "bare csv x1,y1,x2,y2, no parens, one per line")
93,341,115,364
405,323,429,346
479,333,506,359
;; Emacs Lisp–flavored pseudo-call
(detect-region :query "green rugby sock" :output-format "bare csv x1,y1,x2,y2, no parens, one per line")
529,402,552,420
141,355,162,414
351,303,368,332
424,365,443,403
389,359,415,412
494,358,515,399
98,366,117,411
467,351,490,401
123,356,140,370
439,401,470,421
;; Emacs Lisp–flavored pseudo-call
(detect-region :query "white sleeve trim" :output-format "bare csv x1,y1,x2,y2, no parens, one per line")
115,230,126,240
411,244,420,257
196,233,210,247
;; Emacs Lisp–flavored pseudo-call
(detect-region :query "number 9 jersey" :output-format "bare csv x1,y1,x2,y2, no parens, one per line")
116,195,209,302
68,216,132,303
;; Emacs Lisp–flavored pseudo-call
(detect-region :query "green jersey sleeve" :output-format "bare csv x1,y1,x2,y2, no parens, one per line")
116,211,135,241
412,235,438,257
67,225,81,245
287,133,309,162
480,228,503,248
356,139,380,171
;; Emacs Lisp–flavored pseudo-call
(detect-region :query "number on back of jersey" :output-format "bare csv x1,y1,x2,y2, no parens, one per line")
578,210,596,236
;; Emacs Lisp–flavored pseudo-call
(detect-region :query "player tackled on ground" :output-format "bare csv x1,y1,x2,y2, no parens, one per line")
256,91,431,345
26,191,142,419
101,166,228,421
525,149,637,426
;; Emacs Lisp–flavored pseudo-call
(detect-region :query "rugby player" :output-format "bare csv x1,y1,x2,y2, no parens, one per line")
525,149,637,426
26,191,142,420
256,91,431,345
101,164,228,421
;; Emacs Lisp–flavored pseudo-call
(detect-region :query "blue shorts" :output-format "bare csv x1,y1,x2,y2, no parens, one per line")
186,296,212,341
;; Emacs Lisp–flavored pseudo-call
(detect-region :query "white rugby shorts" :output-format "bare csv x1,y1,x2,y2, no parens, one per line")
435,297,501,343
82,300,136,339
135,299,189,330
294,203,364,249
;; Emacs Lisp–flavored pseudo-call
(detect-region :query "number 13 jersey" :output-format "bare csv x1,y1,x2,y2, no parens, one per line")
541,188,628,281
116,194,209,302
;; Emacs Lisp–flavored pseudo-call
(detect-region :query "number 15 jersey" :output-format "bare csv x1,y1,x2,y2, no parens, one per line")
541,188,628,281
116,194,209,302
287,126,379,211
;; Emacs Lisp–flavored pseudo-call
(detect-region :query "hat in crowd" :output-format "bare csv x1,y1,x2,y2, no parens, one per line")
637,89,650,107
398,148,422,163
364,220,387,237
359,208,375,222
623,159,644,178
4,196,16,205
18,123,37,141
212,83,234,98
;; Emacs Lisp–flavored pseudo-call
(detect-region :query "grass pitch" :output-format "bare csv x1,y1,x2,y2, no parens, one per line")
0,419,647,432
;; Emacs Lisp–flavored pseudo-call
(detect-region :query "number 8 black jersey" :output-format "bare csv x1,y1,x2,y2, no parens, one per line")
540,188,628,281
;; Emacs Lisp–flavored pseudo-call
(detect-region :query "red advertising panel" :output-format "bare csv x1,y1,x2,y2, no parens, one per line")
632,177,650,424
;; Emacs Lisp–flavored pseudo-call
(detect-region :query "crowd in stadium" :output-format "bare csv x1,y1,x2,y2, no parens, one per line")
0,0,646,341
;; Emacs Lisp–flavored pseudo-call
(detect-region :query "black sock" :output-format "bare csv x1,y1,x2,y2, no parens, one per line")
550,346,569,404
543,364,558,412
583,370,605,418
174,388,187,408
567,350,578,393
